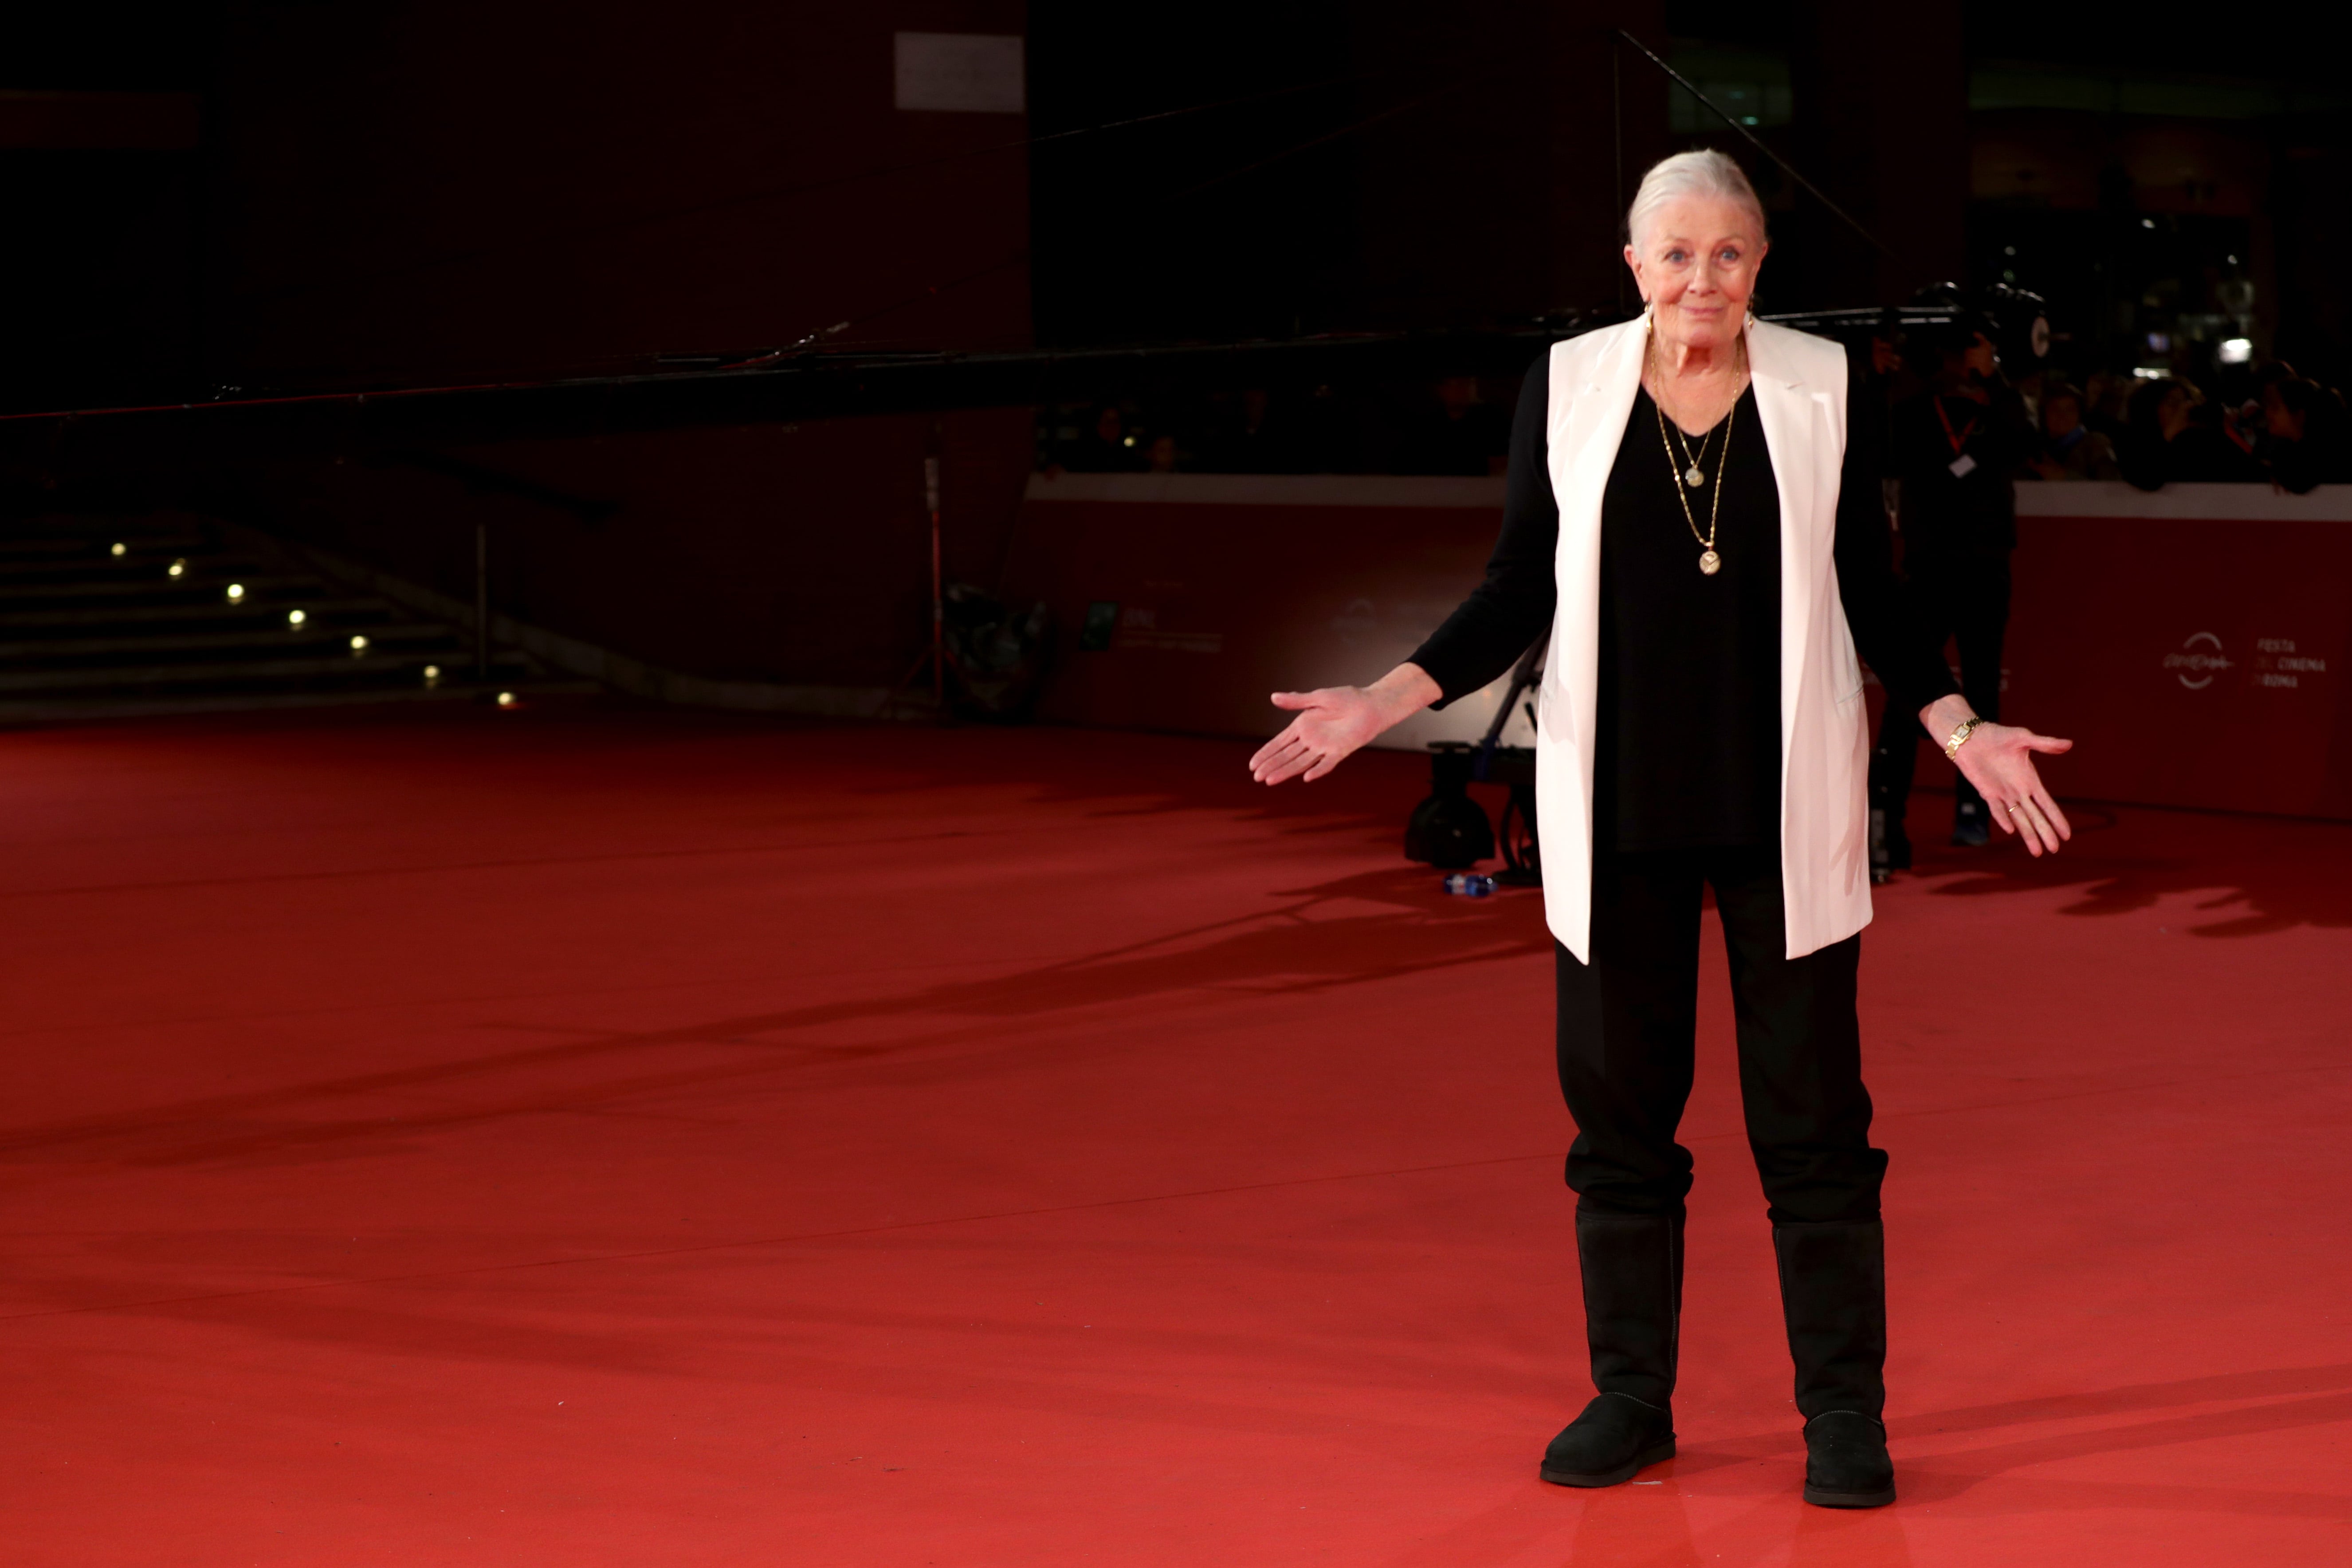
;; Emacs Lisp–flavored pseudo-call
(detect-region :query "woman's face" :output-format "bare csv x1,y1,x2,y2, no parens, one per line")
2158,388,2193,440
2265,388,2305,441
1624,194,1767,355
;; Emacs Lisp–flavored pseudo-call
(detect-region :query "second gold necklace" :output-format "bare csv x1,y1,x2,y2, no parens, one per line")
1649,332,1738,576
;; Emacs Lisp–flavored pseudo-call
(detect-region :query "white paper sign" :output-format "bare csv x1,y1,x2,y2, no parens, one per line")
894,33,1025,114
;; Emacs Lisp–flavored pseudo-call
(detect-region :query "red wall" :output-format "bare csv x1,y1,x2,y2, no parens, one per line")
2005,501,2352,819
1006,477,2352,819
1006,475,1516,746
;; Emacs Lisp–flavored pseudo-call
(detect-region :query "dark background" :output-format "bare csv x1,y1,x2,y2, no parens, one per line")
4,0,2346,692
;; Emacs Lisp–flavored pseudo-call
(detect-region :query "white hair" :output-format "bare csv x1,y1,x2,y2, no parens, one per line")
1625,149,1766,251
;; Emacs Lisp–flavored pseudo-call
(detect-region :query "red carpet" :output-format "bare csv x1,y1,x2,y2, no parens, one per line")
3,707,2348,1565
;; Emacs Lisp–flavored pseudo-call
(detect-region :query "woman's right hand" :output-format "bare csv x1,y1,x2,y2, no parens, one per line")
1249,664,1441,785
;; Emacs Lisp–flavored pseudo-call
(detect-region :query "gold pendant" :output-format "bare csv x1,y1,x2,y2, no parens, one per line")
1699,548,1720,575
1685,466,1705,487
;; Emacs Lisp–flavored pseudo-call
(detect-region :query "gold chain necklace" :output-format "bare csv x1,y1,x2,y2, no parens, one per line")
1665,416,1717,490
1647,328,1741,576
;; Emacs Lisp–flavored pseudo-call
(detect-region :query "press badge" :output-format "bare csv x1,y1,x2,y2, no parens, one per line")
1948,453,1978,478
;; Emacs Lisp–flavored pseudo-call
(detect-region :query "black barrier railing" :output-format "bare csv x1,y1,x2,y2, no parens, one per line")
0,329,1594,473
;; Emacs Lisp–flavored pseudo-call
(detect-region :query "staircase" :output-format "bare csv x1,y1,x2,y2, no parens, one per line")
0,515,591,724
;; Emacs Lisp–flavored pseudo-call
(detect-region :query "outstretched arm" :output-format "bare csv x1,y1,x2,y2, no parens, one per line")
1919,694,2075,856
1249,663,1444,785
1252,353,1557,788
1839,373,2074,855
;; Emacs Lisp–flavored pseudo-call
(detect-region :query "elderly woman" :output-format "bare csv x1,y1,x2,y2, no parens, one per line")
1248,151,2073,1509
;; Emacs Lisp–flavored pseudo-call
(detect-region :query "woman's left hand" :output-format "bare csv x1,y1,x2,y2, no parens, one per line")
1948,719,2075,856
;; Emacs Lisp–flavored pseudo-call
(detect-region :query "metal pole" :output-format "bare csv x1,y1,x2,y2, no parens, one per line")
1612,27,1885,256
474,520,489,682
924,433,943,710
1612,32,1626,314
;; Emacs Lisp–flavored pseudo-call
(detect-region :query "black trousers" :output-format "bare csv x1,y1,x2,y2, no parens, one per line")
1554,845,1886,1226
1869,555,2011,823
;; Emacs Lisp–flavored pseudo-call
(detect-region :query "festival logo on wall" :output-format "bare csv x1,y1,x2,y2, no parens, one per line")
2164,632,2231,690
2163,632,2330,691
2251,638,2328,688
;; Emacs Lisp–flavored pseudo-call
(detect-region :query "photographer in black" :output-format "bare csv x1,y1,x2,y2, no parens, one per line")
1870,317,2033,874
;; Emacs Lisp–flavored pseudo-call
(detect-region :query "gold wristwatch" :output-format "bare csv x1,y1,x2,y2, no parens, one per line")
1944,715,1987,761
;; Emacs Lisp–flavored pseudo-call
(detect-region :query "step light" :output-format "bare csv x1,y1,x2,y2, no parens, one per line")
287,609,307,628
166,558,186,578
496,691,519,708
349,634,369,655
422,664,441,688
224,583,246,602
109,542,126,558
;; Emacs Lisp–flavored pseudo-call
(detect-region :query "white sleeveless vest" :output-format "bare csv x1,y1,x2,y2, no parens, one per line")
1534,317,1874,963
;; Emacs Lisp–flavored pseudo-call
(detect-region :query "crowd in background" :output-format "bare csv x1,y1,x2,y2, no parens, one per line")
1037,346,2352,495
1925,355,2352,495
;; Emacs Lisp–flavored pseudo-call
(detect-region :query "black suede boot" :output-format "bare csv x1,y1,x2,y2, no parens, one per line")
1802,1411,1895,1508
1539,1208,1681,1487
1773,1219,1894,1508
1541,1392,1675,1487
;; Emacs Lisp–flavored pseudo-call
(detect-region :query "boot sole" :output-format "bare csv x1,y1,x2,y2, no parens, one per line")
1803,1482,1896,1508
1538,1438,1676,1488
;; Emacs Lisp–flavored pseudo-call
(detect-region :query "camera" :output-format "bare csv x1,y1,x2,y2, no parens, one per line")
1759,284,2051,381
1900,281,2050,377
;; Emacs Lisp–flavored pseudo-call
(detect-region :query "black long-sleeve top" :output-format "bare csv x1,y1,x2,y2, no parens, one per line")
1409,351,1959,853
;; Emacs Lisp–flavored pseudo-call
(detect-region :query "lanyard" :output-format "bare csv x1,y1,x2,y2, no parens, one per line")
1934,396,1979,456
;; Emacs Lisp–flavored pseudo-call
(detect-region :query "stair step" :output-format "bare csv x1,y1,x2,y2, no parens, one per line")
0,622,464,668
0,649,534,697
0,554,252,585
0,538,125,562
0,518,603,725
0,531,221,550
0,598,399,635
0,573,316,609
0,678,603,727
